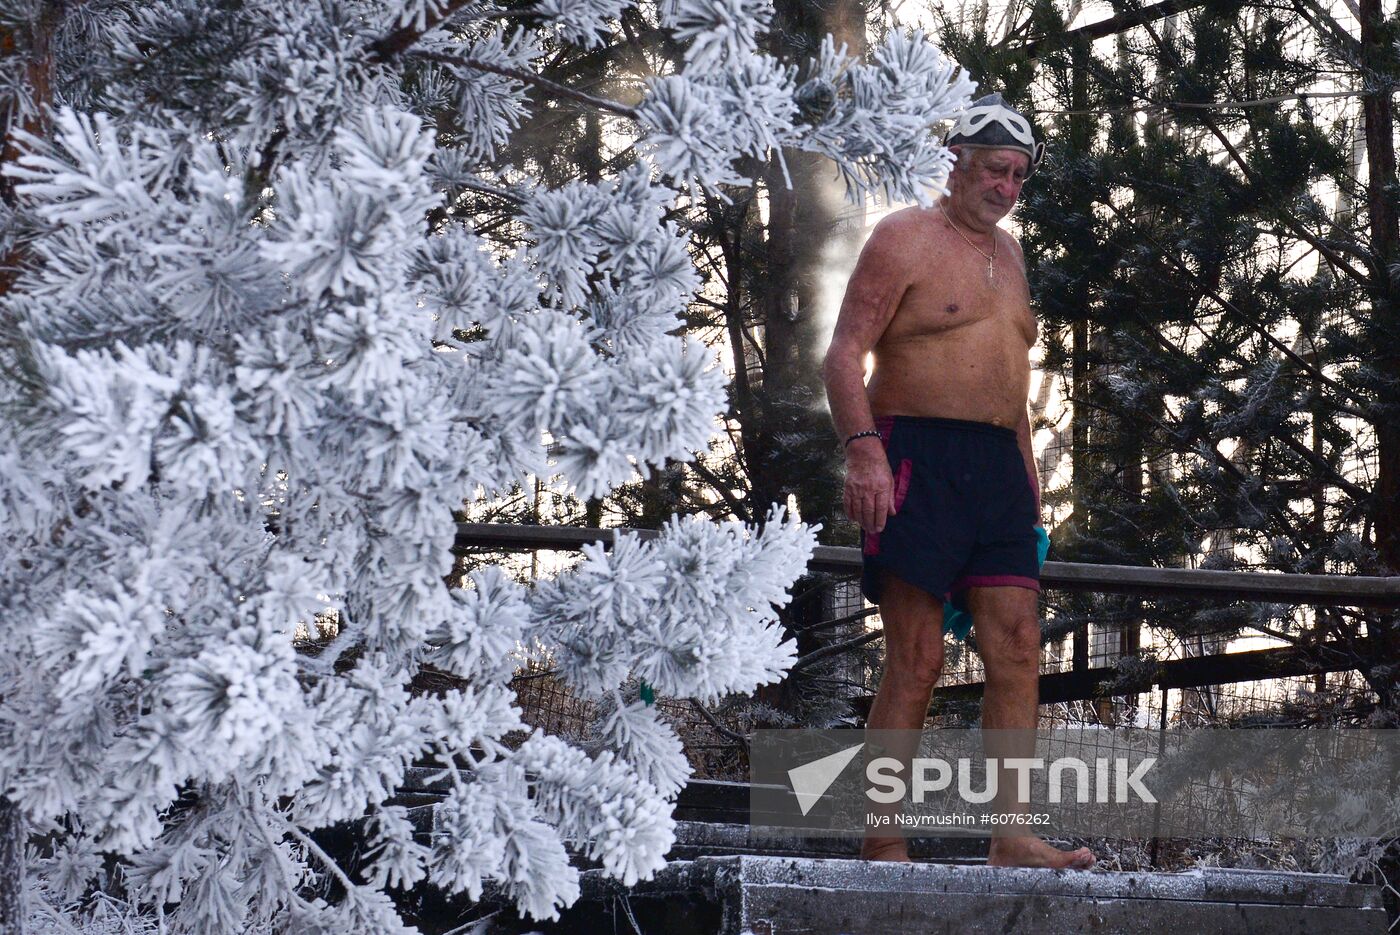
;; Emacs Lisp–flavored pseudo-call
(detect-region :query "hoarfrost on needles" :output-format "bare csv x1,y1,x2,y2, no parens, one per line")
0,0,973,929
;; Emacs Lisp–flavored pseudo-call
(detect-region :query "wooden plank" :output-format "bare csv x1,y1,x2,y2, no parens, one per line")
456,523,1400,608
454,523,657,551
1038,560,1400,607
667,821,987,862
1155,638,1373,690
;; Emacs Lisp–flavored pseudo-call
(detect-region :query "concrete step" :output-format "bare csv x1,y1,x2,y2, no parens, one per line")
568,855,1389,935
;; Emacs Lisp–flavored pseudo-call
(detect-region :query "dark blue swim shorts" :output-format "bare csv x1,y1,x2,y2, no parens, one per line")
860,415,1040,609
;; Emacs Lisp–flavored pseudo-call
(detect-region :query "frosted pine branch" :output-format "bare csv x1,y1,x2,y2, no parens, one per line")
0,1,972,929
413,48,640,119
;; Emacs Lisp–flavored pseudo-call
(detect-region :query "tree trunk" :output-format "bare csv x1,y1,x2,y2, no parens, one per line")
749,0,868,726
1360,0,1400,724
0,16,54,932
746,0,868,536
1361,0,1400,573
0,798,21,934
1068,39,1094,674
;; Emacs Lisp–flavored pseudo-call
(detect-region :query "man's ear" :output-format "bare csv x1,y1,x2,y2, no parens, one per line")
947,144,967,176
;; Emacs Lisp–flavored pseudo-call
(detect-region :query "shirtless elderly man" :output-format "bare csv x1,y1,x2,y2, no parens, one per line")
822,94,1094,870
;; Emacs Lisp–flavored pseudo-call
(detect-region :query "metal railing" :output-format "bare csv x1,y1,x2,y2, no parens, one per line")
456,522,1400,607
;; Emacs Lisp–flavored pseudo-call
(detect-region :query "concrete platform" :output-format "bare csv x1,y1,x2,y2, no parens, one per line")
574,855,1389,934
392,772,1390,934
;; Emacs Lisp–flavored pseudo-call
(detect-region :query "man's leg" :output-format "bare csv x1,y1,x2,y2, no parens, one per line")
967,586,1095,869
861,571,944,861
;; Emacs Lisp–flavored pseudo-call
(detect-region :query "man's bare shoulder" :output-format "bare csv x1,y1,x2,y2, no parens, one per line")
993,223,1024,250
881,204,949,234
996,225,1027,268
865,206,943,259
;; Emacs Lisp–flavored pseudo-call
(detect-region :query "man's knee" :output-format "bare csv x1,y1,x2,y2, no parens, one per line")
877,573,946,692
980,612,1041,675
882,642,945,695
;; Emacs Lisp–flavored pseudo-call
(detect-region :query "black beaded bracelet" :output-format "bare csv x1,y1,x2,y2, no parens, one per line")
844,429,882,447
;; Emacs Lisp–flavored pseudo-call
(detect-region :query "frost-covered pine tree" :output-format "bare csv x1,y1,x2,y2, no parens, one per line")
0,0,973,929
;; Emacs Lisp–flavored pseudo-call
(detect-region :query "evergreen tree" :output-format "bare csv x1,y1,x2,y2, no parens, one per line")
0,0,974,928
938,0,1400,720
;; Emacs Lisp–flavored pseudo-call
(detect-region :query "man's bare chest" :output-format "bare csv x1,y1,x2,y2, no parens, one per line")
889,250,1036,345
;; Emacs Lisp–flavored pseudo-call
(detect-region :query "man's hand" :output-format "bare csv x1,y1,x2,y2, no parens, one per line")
844,437,896,534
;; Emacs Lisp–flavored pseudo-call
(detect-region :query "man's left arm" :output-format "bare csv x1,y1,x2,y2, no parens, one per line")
1006,233,1042,523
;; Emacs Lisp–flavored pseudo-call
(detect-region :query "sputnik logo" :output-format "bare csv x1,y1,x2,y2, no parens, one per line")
787,743,864,816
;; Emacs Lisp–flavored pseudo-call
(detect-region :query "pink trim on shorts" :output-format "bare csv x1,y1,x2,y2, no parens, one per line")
862,418,905,557
949,574,1041,593
892,458,912,511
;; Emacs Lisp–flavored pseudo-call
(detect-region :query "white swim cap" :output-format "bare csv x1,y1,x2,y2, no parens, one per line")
945,92,1045,176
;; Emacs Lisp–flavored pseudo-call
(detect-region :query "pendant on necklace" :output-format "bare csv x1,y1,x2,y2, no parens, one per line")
986,258,995,282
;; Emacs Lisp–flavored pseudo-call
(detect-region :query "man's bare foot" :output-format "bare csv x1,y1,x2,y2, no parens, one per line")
986,836,1095,870
860,836,912,862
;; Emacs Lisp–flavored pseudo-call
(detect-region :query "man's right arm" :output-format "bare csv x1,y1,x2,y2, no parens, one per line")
821,212,915,534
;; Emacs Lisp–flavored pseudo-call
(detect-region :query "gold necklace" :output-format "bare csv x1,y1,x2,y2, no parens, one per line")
939,203,997,282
